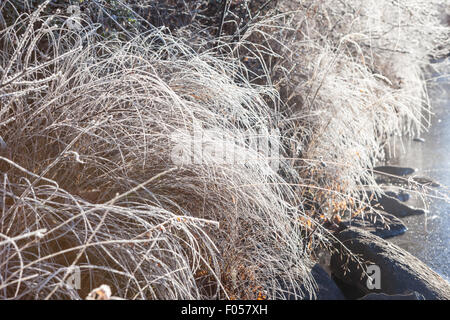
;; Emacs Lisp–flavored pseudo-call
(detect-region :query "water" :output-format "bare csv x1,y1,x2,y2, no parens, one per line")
384,59,450,282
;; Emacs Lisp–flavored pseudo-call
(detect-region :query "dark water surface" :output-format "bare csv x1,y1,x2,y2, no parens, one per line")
385,59,450,281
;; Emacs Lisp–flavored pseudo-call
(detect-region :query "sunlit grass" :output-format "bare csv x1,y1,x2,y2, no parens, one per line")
0,0,448,299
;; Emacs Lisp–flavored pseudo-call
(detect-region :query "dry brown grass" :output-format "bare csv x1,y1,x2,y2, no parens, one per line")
0,0,448,299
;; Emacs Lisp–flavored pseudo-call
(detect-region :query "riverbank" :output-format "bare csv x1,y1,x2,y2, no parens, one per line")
0,1,448,299
386,58,450,282
306,57,450,297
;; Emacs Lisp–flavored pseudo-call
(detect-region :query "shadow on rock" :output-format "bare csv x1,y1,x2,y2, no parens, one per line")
275,264,346,300
373,165,416,177
340,209,407,239
369,192,425,218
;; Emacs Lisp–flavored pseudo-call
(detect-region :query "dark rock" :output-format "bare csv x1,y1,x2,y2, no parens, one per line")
340,210,407,239
370,193,425,218
413,137,426,143
412,176,441,187
384,190,409,202
359,291,425,300
330,227,450,300
303,264,346,300
374,176,391,185
276,264,346,300
381,186,410,202
330,274,362,299
373,165,416,177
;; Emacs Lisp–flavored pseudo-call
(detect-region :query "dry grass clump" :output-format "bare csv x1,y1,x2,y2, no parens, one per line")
0,3,318,299
0,0,448,299
230,0,448,208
